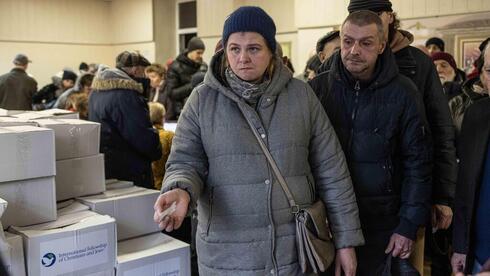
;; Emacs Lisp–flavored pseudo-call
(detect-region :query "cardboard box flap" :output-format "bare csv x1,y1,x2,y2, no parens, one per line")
12,109,78,120
12,211,103,233
0,117,38,127
56,199,75,210
57,201,90,216
78,186,148,201
0,125,52,134
106,180,134,190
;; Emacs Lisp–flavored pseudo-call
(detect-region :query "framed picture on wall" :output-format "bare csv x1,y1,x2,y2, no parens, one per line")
455,36,486,73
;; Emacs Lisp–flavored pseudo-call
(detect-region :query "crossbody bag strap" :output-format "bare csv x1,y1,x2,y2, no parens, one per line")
236,102,299,213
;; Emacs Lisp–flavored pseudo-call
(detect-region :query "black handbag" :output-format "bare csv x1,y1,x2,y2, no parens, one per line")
377,254,421,276
237,102,335,273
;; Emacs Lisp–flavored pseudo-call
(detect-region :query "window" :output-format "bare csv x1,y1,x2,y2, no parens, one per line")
176,0,197,54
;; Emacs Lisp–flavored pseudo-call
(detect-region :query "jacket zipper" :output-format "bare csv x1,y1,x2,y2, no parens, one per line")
348,81,361,153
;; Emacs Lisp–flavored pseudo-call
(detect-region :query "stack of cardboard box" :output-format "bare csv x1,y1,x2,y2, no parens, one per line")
34,119,105,201
0,109,190,275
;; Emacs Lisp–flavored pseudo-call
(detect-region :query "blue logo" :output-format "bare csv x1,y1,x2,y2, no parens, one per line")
41,253,56,267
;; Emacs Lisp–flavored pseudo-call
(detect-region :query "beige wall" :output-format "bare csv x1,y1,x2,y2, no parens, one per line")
2,0,490,87
0,0,154,87
154,0,177,64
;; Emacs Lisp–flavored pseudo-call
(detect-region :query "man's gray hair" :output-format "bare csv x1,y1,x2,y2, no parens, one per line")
341,10,385,42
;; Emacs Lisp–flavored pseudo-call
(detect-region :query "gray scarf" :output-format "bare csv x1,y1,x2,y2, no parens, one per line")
225,68,270,106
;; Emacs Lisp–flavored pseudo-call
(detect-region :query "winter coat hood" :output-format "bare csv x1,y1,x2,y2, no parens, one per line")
390,30,414,53
91,65,143,93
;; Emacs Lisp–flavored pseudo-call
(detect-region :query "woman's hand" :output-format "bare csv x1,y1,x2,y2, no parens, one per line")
335,247,357,276
153,188,190,232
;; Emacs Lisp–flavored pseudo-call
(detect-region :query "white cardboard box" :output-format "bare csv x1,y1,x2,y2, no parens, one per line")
56,154,106,201
12,109,79,120
77,186,161,241
0,117,39,127
116,233,190,276
0,177,57,229
10,211,117,276
35,119,100,160
0,232,26,276
0,126,55,182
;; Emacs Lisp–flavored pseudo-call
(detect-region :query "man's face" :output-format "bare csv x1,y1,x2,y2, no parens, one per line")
378,11,393,42
434,60,456,84
318,37,340,63
146,72,163,88
481,49,490,93
427,44,442,55
187,49,204,63
341,22,385,80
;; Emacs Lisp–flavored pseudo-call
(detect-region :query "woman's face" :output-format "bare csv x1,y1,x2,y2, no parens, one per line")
226,32,273,83
146,72,163,89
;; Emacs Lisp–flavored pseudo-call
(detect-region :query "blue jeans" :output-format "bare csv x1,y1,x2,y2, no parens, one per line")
473,260,482,274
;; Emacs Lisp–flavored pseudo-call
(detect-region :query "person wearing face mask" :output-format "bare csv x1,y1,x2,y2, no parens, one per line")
154,6,364,275
166,36,208,121
89,51,162,189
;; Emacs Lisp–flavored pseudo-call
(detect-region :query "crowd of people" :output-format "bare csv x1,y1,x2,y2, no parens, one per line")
0,0,489,275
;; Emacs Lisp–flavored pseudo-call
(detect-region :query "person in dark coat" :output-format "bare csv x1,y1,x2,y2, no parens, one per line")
89,51,162,189
452,44,490,275
0,54,37,110
431,52,466,101
166,37,208,120
53,72,94,109
309,11,431,275
316,30,340,64
425,37,445,56
344,2,457,274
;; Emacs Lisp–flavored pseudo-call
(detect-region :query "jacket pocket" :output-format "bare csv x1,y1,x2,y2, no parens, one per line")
383,159,394,193
206,186,214,236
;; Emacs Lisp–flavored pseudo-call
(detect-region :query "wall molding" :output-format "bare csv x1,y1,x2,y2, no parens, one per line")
0,39,154,46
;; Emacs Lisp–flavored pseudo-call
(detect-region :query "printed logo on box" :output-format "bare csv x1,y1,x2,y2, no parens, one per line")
39,229,110,276
41,253,56,267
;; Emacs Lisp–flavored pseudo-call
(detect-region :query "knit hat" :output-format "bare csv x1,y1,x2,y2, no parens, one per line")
425,37,445,52
13,54,31,66
431,52,457,72
222,6,276,53
62,70,78,82
116,51,151,68
187,37,206,52
348,0,393,13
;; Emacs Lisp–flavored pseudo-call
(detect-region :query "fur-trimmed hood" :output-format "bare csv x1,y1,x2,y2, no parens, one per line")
91,65,143,93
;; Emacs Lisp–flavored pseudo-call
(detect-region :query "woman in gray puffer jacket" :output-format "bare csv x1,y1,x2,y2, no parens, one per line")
154,6,364,276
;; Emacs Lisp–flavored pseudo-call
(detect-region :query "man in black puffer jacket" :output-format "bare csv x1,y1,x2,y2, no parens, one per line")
345,0,457,236
89,51,162,189
310,11,431,275
166,37,208,120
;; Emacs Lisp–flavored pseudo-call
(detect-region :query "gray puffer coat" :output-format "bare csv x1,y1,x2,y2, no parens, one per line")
162,51,364,275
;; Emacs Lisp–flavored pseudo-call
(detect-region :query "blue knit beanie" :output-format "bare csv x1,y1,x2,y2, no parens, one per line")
222,6,276,53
